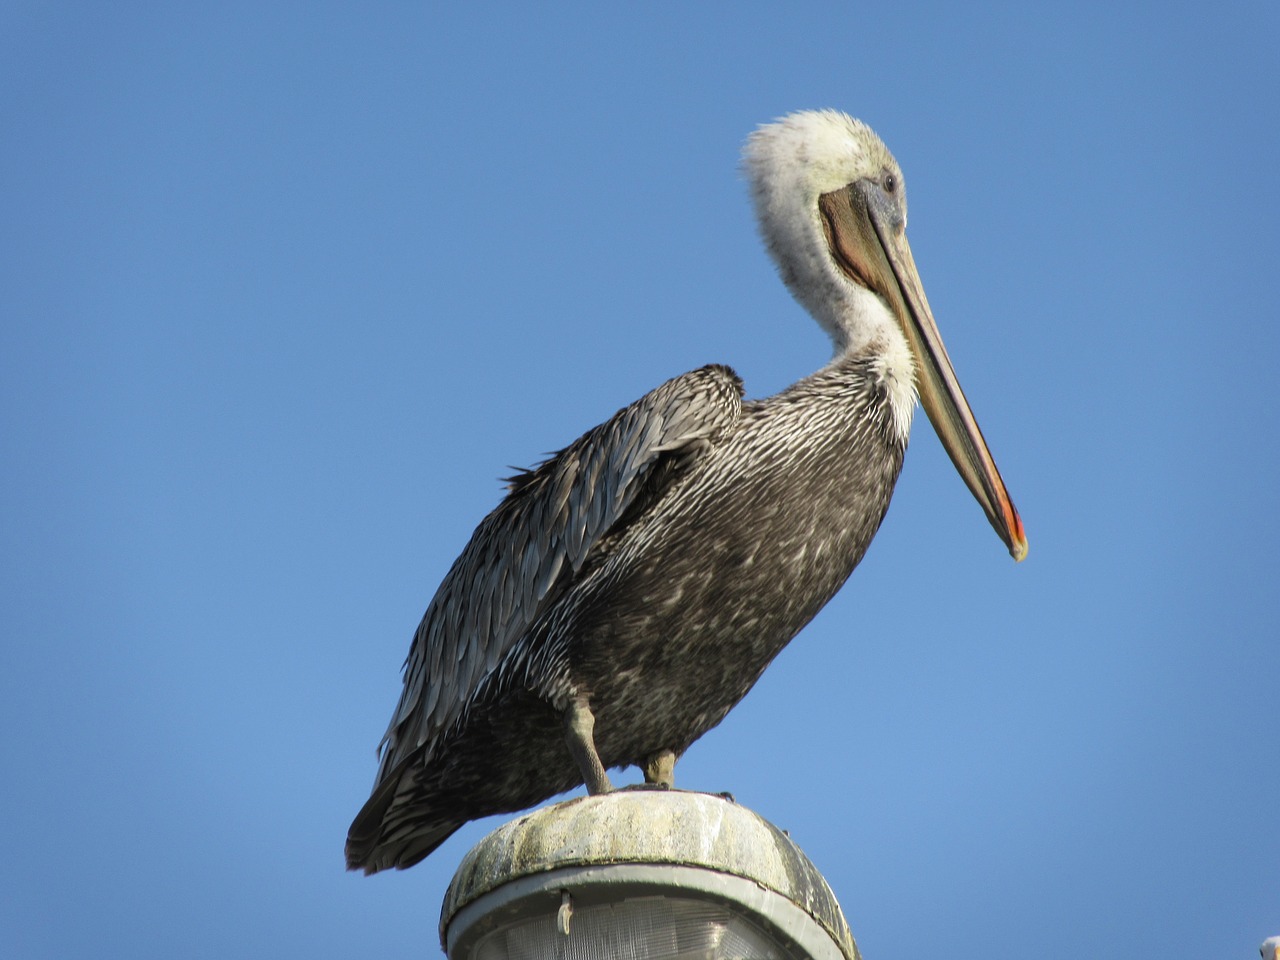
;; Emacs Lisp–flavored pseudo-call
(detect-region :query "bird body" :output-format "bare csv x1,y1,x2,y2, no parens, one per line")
347,111,1026,873
554,354,906,775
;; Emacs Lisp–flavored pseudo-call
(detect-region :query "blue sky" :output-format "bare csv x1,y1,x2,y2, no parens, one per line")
2,3,1277,958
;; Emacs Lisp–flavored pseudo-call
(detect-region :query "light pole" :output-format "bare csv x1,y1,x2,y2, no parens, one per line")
440,791,860,960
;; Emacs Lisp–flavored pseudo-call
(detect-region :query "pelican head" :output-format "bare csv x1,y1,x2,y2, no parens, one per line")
744,110,1027,561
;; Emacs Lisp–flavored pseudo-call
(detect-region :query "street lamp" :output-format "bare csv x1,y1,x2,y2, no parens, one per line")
440,790,859,960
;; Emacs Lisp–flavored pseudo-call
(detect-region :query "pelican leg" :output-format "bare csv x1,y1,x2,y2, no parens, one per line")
564,696,612,795
642,748,676,788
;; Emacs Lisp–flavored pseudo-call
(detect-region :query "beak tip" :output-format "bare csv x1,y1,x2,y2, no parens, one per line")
1007,513,1028,562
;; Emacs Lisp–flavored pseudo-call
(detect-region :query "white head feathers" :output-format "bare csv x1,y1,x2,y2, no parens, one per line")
742,110,907,361
744,110,902,220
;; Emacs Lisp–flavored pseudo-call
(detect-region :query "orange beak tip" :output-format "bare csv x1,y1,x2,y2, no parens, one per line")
1009,513,1028,562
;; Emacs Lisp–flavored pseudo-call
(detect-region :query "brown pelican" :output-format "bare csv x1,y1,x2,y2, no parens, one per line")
346,110,1027,874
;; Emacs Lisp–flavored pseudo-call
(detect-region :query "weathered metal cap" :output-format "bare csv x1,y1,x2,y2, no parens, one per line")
440,790,859,959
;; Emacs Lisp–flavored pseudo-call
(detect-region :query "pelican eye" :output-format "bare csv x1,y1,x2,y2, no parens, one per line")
882,172,897,194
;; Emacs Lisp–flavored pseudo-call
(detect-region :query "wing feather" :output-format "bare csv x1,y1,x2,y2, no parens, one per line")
372,364,744,781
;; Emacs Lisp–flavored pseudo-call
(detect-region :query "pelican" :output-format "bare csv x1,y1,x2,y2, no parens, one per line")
346,110,1027,873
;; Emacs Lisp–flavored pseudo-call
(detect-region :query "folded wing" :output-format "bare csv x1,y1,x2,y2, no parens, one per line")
372,364,745,784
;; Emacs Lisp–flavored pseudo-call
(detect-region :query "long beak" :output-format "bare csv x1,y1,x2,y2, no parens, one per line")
821,182,1028,561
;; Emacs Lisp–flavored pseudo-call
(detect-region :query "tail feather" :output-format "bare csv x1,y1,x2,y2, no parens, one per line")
345,756,465,874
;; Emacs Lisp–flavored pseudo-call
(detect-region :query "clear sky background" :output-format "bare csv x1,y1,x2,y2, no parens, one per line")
2,3,1277,958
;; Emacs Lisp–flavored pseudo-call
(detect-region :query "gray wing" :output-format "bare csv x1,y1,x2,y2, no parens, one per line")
373,364,744,781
